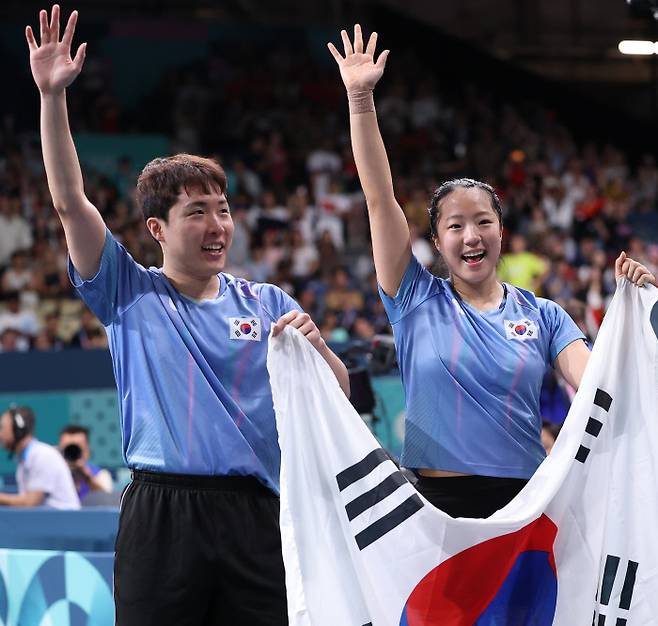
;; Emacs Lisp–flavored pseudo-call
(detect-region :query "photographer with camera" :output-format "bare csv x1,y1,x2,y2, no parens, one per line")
0,405,80,508
59,425,113,501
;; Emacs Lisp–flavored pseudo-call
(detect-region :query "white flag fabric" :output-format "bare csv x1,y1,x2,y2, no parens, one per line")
268,281,658,626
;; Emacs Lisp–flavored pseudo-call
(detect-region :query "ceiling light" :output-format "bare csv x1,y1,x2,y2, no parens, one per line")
618,40,657,54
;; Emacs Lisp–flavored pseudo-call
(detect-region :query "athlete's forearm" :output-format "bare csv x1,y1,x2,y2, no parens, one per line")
318,344,351,398
348,95,411,295
39,91,107,279
40,91,90,215
348,94,396,208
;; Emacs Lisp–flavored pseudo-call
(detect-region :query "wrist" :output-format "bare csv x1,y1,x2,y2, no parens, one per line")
315,337,329,356
39,89,66,101
347,89,375,115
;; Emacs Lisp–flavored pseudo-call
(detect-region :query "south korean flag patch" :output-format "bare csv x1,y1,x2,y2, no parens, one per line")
504,318,539,341
229,317,262,341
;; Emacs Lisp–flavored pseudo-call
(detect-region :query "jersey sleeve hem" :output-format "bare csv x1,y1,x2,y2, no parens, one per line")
551,334,587,364
378,255,439,324
67,228,111,289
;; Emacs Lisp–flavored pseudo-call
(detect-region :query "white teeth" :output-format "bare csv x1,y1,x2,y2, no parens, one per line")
202,245,223,251
463,252,484,259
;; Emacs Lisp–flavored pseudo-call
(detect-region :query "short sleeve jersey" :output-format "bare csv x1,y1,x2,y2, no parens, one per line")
69,230,302,493
379,255,585,479
16,440,81,509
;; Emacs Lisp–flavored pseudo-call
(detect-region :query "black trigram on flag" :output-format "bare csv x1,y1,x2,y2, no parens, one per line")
592,554,639,625
336,448,424,551
576,388,613,464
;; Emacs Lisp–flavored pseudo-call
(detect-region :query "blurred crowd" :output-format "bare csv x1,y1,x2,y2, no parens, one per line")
0,35,657,355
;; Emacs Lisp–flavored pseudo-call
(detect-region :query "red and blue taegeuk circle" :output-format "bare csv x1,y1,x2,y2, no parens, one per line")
399,514,558,625
514,324,527,335
240,323,252,335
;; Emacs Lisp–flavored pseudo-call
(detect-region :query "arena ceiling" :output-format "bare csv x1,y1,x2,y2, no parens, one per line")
5,0,658,124
379,0,658,85
6,0,658,86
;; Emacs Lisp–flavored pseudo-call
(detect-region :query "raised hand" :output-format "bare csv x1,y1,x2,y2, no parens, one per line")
26,5,86,95
615,251,656,287
328,24,389,93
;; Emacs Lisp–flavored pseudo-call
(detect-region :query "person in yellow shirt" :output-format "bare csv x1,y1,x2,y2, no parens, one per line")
498,233,548,292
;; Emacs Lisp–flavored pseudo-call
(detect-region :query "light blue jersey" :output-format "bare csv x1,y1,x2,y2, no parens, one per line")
379,255,585,479
69,230,301,493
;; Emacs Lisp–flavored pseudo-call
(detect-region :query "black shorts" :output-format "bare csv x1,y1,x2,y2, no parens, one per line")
414,475,528,519
114,471,288,626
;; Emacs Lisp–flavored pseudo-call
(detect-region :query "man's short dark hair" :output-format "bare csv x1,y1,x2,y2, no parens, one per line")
136,154,228,222
60,424,90,440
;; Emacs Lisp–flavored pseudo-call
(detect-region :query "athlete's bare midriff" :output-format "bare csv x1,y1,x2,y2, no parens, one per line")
417,468,471,478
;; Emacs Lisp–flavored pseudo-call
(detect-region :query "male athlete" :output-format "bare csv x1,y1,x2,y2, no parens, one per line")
27,6,349,624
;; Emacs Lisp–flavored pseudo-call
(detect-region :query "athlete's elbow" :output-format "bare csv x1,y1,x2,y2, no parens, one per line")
365,192,396,213
52,194,91,218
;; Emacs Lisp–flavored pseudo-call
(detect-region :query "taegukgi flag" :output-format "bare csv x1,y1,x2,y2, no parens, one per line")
267,280,658,625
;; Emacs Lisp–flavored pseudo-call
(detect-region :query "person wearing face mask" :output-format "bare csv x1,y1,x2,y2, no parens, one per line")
27,7,349,625
328,25,656,519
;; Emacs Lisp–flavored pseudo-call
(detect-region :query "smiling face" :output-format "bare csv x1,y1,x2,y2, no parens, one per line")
433,187,502,288
147,186,234,282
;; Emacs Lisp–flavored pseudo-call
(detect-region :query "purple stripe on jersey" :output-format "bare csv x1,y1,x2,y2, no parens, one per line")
232,341,258,430
505,342,529,429
449,304,465,433
187,352,194,462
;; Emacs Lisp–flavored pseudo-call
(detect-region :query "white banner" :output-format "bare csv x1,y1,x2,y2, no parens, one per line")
268,281,658,625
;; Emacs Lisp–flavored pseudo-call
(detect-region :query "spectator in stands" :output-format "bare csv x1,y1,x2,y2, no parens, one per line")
315,182,348,250
59,425,113,501
0,291,40,349
0,328,22,353
0,405,80,509
541,175,578,231
315,229,340,277
319,309,349,342
26,7,348,625
351,316,376,340
498,232,548,293
1,250,35,294
230,159,262,200
67,306,108,349
289,229,319,283
306,138,342,199
34,309,66,350
325,267,364,317
0,193,33,268
31,241,72,300
409,222,435,268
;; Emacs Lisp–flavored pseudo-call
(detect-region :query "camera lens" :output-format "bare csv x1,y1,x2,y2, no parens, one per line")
62,443,82,462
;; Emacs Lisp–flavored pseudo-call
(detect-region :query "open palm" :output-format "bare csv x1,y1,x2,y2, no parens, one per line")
328,24,389,92
26,5,86,95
